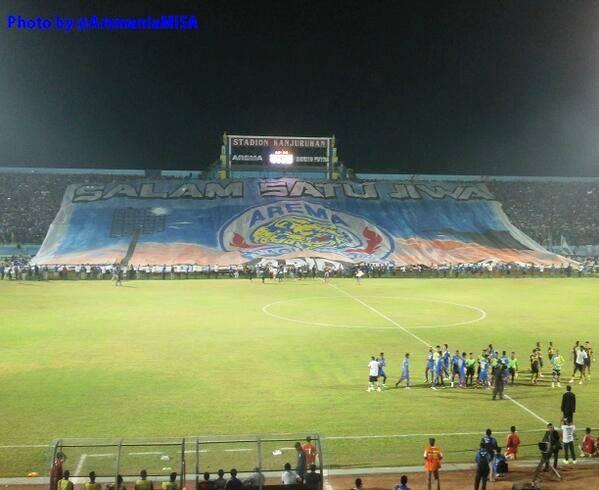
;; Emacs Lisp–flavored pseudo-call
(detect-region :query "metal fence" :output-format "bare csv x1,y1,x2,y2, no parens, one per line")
42,434,323,490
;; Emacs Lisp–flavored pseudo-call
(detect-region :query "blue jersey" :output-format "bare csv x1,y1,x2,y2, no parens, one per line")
454,356,465,374
442,350,451,366
479,359,489,379
402,358,410,374
476,449,491,467
378,357,386,375
426,352,434,367
435,357,444,373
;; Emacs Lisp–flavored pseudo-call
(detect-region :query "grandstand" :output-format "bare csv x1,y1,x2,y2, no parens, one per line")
2,167,599,268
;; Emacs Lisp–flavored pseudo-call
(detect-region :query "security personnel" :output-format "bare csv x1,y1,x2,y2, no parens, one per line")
135,470,154,490
161,472,178,490
58,471,74,490
423,438,442,490
84,472,102,490
474,443,491,490
492,362,505,400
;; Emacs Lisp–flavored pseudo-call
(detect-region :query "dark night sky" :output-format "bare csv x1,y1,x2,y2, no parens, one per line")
1,0,599,176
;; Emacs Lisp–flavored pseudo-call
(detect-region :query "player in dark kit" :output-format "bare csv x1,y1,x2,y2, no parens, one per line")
116,266,124,286
378,352,387,387
530,350,540,384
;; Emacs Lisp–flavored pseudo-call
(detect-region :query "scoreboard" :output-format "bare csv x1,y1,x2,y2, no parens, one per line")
222,134,337,177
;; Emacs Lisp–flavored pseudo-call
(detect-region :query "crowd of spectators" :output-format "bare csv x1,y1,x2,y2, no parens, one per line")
2,260,599,281
0,173,141,244
489,181,599,246
1,172,599,249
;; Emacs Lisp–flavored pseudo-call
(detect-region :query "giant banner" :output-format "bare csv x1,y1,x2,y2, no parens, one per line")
33,179,568,266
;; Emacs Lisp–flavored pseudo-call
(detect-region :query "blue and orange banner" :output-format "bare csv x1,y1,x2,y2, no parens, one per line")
33,178,568,266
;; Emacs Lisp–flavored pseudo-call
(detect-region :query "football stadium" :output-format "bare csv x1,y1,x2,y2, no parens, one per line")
2,2,599,490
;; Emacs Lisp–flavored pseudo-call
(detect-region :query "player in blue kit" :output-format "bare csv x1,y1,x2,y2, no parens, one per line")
442,344,451,380
425,347,435,383
500,350,510,367
450,350,462,388
395,353,411,389
432,350,444,390
378,353,387,387
479,355,490,388
459,352,467,388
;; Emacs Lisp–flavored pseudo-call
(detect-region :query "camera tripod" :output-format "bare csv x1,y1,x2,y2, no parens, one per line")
531,452,562,486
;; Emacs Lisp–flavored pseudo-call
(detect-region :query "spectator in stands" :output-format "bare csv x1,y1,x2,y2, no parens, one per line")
489,180,599,247
281,463,298,485
392,475,410,490
213,470,226,490
198,472,214,490
295,441,307,482
224,469,242,490
135,470,154,490
58,470,73,490
304,464,321,490
243,467,265,487
84,471,101,490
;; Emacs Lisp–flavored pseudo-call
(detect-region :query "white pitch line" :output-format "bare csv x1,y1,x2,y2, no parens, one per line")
326,282,429,346
87,453,114,457
0,444,49,448
326,281,549,426
504,395,549,425
75,453,87,476
224,448,253,452
262,295,487,330
0,428,569,450
325,428,547,440
128,451,163,456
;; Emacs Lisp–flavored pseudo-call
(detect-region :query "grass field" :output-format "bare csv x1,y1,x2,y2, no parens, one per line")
1,277,598,478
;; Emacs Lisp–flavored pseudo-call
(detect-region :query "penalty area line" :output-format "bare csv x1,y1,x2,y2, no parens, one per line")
74,453,87,478
326,281,550,427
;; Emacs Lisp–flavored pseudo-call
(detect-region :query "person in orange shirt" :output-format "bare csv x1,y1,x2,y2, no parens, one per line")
302,436,318,466
50,452,66,490
423,438,442,490
505,426,521,460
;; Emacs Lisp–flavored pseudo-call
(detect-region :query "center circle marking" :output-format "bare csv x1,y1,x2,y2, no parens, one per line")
262,296,486,330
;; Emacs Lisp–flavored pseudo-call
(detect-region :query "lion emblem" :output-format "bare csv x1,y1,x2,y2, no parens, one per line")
250,216,354,249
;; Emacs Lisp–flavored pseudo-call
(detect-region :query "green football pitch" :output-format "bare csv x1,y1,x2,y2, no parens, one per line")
1,277,598,477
